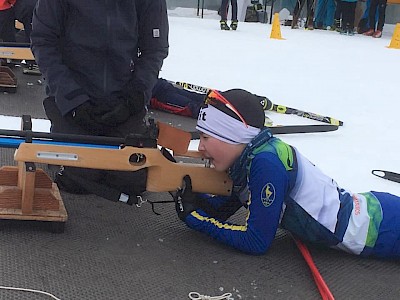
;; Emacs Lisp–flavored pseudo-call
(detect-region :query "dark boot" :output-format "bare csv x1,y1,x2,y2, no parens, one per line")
335,19,341,32
230,20,238,30
220,20,230,30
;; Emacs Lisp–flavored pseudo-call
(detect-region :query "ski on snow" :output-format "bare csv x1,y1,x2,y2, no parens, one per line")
172,81,344,126
190,124,338,139
372,170,400,184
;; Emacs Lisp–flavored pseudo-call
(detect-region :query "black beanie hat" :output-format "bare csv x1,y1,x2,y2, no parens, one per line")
217,89,265,129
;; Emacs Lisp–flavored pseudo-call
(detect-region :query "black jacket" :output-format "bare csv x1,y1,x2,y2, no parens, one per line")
31,0,169,116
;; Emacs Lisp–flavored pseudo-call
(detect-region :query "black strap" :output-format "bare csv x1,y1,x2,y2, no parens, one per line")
57,169,141,205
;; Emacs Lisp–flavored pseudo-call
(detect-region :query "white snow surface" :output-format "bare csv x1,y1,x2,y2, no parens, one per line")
161,9,400,195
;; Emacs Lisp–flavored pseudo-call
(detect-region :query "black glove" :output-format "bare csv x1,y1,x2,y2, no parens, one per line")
121,80,146,115
95,101,131,126
99,89,144,125
70,100,108,134
71,99,132,132
174,175,199,221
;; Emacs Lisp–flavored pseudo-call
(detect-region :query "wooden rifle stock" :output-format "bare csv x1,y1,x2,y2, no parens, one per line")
14,143,233,196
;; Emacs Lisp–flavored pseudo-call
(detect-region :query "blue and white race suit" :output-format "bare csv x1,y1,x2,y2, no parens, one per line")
184,136,400,258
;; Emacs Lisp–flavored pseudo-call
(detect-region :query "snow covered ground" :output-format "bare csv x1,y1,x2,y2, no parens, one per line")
161,8,400,195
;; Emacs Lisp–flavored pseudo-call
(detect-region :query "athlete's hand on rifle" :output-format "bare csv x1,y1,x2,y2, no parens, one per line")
174,175,199,221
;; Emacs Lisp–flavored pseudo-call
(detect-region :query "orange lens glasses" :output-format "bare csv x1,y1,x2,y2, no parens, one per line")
205,90,248,127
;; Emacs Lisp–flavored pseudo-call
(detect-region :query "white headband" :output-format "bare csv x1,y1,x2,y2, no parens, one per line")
196,105,261,144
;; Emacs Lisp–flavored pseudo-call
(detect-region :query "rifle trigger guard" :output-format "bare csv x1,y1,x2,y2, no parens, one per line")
135,195,147,208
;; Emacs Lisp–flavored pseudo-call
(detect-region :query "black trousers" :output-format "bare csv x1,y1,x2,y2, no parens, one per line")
0,0,38,43
220,0,238,21
334,0,343,20
14,0,38,42
0,8,16,42
0,0,37,43
341,1,356,30
292,0,315,27
154,82,204,118
368,0,387,31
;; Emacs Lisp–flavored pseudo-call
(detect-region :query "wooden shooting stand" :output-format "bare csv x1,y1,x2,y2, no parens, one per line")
0,66,17,93
0,42,39,87
0,43,35,61
0,117,67,232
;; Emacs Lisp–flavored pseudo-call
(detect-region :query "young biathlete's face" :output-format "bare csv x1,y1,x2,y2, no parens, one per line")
198,133,246,172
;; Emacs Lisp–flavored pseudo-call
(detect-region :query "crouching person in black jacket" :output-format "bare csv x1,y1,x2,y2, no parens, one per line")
30,0,169,204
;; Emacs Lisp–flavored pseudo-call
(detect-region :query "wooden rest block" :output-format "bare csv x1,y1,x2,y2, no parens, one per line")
0,166,52,188
0,66,17,92
157,121,191,154
0,166,67,223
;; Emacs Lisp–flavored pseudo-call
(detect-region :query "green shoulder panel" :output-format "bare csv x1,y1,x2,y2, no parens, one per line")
251,138,294,171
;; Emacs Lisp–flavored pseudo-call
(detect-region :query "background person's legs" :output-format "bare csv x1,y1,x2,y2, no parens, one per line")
220,0,231,29
375,0,387,31
0,8,16,42
13,0,37,42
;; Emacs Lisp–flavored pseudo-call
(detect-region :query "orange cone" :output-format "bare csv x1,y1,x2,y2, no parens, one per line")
270,13,285,40
387,23,400,49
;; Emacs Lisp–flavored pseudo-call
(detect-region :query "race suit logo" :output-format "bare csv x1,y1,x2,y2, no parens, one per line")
261,183,275,207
